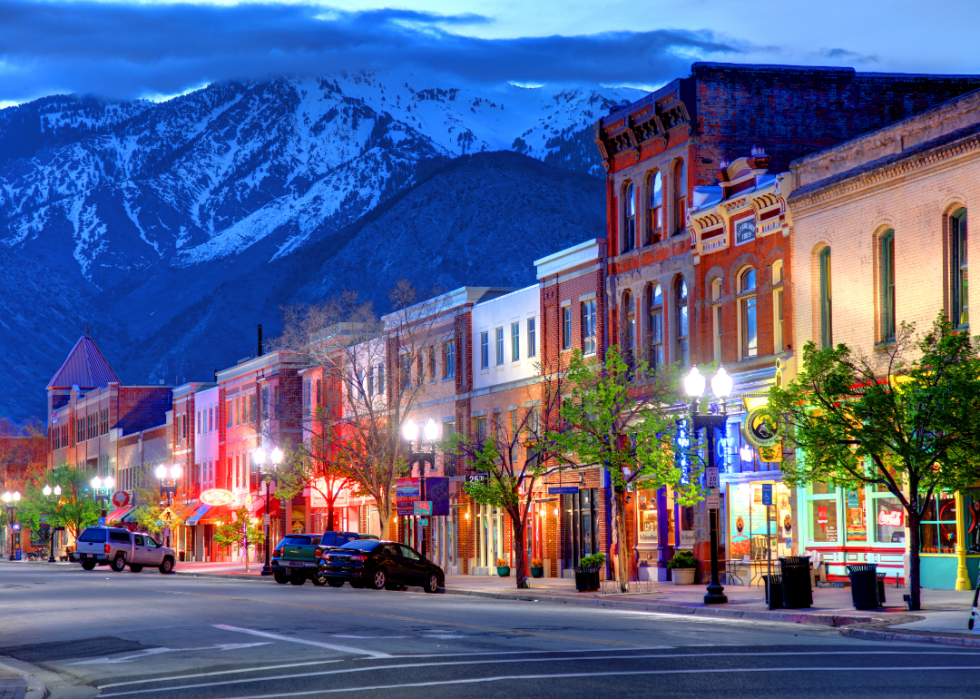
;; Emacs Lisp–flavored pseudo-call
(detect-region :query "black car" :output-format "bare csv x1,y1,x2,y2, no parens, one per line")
318,540,443,593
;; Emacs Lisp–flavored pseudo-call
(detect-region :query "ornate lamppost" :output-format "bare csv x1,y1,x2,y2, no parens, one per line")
402,418,438,558
253,446,284,576
41,484,62,562
3,491,21,560
154,465,181,546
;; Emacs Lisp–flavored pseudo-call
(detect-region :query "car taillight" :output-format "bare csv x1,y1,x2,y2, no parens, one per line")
350,555,367,561
104,544,110,553
315,548,323,558
273,548,281,557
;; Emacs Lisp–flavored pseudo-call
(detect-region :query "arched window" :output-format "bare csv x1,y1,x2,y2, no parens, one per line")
879,230,896,343
621,290,635,354
649,171,663,244
819,248,832,348
672,159,687,236
772,260,784,353
738,268,757,358
711,278,723,362
647,283,664,370
675,278,689,365
624,183,636,253
951,209,968,328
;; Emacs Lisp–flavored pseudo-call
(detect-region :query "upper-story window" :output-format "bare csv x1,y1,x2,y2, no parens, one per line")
480,331,489,369
879,230,896,343
673,159,687,237
495,327,504,366
428,346,436,382
511,322,520,362
675,277,689,365
623,182,636,253
443,340,456,379
951,209,968,328
647,283,664,370
711,278,723,363
621,290,635,354
562,306,572,351
649,171,663,245
582,300,597,355
772,261,784,353
400,354,411,389
819,247,833,349
738,268,758,358
527,317,537,358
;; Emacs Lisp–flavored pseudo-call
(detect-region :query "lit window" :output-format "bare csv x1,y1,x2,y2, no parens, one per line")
648,284,664,370
739,268,757,358
649,171,663,244
675,278,689,365
582,300,597,355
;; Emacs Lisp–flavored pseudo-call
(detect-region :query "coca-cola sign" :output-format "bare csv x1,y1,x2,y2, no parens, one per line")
877,509,904,528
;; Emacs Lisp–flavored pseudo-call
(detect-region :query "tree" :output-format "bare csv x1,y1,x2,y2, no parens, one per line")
552,346,699,592
445,365,569,589
273,281,450,540
213,506,265,568
18,463,100,541
766,314,980,611
131,471,198,539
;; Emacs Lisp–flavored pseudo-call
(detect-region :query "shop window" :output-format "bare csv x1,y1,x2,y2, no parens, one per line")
950,208,968,328
561,488,600,567
647,283,664,370
649,170,663,244
675,277,689,366
819,247,833,349
623,182,636,253
806,482,839,544
879,230,896,343
918,493,972,554
871,484,905,545
636,487,659,546
844,489,867,543
738,268,757,358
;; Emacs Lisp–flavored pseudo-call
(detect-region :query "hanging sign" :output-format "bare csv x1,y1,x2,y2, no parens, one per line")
548,486,579,495
111,490,132,508
414,501,432,516
761,483,773,506
200,489,234,506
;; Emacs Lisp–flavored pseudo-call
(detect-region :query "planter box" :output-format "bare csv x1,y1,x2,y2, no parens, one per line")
496,566,510,577
671,568,696,585
530,566,544,578
575,569,601,592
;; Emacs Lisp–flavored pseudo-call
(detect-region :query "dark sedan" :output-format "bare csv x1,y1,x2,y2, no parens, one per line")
318,540,443,593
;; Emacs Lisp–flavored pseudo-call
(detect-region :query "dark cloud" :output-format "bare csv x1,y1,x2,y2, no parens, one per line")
819,47,879,64
0,0,744,102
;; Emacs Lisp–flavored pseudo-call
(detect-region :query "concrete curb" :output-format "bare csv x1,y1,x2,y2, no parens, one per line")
841,625,980,648
173,570,268,582
0,659,48,699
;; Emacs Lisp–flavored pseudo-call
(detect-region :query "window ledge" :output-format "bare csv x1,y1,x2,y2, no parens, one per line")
873,340,896,352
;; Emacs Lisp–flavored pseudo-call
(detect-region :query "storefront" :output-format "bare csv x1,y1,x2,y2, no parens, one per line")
634,484,696,581
917,490,980,590
472,504,507,574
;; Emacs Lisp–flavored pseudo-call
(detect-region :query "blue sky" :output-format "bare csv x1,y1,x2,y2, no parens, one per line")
1,0,977,106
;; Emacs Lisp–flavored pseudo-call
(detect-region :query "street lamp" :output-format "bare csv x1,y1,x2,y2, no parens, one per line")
401,418,438,558
253,445,284,576
41,484,62,563
3,491,21,560
90,475,115,520
684,365,733,605
155,465,180,547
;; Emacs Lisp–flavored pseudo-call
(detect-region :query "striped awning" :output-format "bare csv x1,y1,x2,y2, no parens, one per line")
184,503,211,527
106,505,135,523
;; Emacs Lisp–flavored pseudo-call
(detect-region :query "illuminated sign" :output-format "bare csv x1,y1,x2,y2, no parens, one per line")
200,489,234,506
111,490,131,507
877,509,904,528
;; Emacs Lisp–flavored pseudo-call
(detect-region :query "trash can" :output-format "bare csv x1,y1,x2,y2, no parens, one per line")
779,556,813,609
762,574,784,610
877,573,887,605
847,563,881,610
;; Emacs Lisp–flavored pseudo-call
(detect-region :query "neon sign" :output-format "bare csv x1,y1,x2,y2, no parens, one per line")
200,488,234,506
877,509,904,528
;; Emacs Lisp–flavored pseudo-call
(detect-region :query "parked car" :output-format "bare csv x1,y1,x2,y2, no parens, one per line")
74,526,176,574
271,531,379,586
318,540,443,593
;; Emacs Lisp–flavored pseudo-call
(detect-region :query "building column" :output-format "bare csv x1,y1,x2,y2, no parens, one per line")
955,490,970,591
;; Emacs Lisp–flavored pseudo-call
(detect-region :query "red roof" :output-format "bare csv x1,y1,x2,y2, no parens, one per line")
46,336,120,390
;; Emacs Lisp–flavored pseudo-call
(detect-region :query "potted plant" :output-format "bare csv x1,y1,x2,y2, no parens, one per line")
530,558,544,578
496,558,510,577
667,549,697,585
575,552,606,592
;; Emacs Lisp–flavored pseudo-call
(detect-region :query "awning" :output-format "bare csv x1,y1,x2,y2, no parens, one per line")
200,505,230,526
106,505,135,523
184,503,211,527
120,506,145,524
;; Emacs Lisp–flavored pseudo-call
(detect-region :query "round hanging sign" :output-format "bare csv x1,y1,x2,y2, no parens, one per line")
111,490,130,507
741,405,780,449
200,488,235,506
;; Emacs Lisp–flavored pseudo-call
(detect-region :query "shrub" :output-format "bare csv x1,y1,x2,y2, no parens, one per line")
531,558,543,568
577,552,607,569
666,549,697,569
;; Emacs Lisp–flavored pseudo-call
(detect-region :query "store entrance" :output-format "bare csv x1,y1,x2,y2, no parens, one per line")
561,488,599,573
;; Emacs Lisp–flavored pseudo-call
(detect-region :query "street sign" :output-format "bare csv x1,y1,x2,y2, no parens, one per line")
97,518,105,527
263,514,270,526
419,518,429,527
761,483,773,506
548,486,579,495
706,494,720,509
414,501,432,516
160,508,175,523
706,467,719,488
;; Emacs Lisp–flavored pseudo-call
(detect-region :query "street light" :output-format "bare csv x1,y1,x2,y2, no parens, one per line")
402,418,438,558
91,475,115,521
156,465,180,547
3,491,21,560
41,484,62,562
253,445,284,576
684,365,732,605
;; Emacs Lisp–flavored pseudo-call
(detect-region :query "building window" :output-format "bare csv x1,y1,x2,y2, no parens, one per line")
417,354,424,385
621,290,635,355
806,482,839,544
646,284,664,370
581,300,597,355
738,268,758,359
495,327,504,366
428,347,436,383
649,170,663,244
480,331,489,369
623,182,636,253
527,317,537,358
880,230,896,343
675,277,689,365
772,261,784,353
819,247,832,349
711,279,723,363
226,400,233,428
400,354,411,389
673,159,687,237
443,340,456,379
562,306,572,351
367,366,375,396
511,322,520,362
951,209,968,328
377,364,385,395
473,416,487,443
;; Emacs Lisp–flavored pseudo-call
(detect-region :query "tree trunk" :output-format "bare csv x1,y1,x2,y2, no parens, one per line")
908,509,922,611
326,492,335,531
511,514,528,589
611,485,630,593
377,497,391,541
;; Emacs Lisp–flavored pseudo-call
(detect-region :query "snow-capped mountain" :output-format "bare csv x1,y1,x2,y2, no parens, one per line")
0,72,642,420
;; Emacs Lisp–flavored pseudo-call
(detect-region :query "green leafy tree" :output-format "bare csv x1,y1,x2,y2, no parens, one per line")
445,366,568,589
552,346,699,592
766,314,980,611
212,507,265,565
18,463,100,542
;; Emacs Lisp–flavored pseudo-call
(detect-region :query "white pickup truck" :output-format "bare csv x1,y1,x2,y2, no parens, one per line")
75,526,176,574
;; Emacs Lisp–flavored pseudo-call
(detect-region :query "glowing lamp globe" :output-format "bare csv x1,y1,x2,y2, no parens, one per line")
402,418,418,442
684,367,706,398
424,418,439,442
104,475,116,490
271,447,284,464
91,476,103,490
155,464,168,479
252,447,266,466
43,485,52,496
711,367,733,399
54,485,62,496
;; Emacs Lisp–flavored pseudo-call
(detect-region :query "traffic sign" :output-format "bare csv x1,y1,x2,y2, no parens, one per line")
761,483,773,506
414,501,432,516
263,514,270,526
160,508,174,523
97,518,105,527
419,518,429,527
707,488,720,509
705,467,719,488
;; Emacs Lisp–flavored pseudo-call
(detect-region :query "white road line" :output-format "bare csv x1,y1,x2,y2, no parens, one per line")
95,651,980,698
212,666,980,698
71,643,270,665
213,624,391,659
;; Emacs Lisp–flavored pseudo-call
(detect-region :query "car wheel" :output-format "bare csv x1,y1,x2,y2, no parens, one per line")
274,571,290,584
312,573,328,586
159,557,174,574
111,555,127,572
350,580,365,589
129,564,143,573
424,573,441,594
81,560,96,571
370,568,387,590
289,574,306,586
327,579,345,588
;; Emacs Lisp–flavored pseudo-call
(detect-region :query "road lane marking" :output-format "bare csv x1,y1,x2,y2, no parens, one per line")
70,643,270,665
95,651,980,697
214,625,391,658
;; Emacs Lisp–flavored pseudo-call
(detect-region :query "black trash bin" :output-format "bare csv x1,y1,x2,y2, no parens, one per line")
762,574,784,610
877,573,887,605
779,556,813,609
847,564,881,610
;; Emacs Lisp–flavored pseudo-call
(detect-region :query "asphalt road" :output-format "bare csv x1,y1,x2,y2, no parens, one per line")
2,565,980,698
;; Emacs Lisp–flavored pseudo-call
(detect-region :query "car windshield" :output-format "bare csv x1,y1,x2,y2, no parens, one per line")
339,540,381,552
77,528,107,543
280,536,317,546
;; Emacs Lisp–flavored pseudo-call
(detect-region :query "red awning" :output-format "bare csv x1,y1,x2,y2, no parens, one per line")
106,505,135,523
199,505,231,525
248,495,280,517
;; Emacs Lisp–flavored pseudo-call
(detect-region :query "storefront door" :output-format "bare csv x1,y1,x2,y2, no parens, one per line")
561,489,599,571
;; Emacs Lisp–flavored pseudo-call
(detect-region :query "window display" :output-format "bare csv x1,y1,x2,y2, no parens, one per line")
845,489,867,543
636,488,658,545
